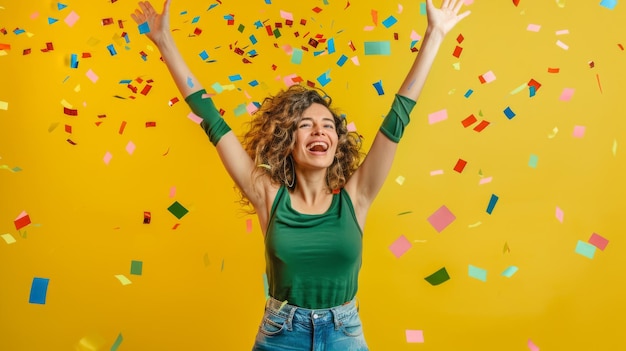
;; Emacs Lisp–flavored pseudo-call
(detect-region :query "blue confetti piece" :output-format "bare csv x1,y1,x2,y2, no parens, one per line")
464,89,474,98
600,0,617,10
248,80,259,87
123,34,130,44
382,16,398,28
528,154,539,168
107,44,117,56
138,22,150,34
486,194,499,215
14,28,25,35
248,49,258,56
364,41,391,55
265,0,272,3
468,265,487,282
327,38,335,54
317,70,331,87
249,34,257,45
529,85,536,97
253,101,261,109
575,240,596,259
57,2,68,10
503,106,516,120
48,17,59,25
180,10,188,15
228,74,242,82
208,3,219,10
373,80,385,95
70,53,78,68
336,54,348,67
191,16,200,24
254,20,263,29
29,277,49,304
313,50,325,57
223,15,234,20
119,79,132,84
291,48,303,64
199,50,209,60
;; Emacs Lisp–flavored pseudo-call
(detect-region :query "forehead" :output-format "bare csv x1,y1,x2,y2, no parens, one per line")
300,103,333,119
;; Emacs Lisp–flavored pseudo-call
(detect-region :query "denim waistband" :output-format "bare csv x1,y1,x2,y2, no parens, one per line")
265,296,359,330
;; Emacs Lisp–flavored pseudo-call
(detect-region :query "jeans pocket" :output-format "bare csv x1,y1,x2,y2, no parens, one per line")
340,312,364,337
259,311,287,336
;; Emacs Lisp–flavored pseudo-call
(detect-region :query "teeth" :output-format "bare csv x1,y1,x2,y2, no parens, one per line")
307,141,328,151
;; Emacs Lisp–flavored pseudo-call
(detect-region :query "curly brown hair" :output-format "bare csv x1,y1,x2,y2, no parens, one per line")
239,84,363,211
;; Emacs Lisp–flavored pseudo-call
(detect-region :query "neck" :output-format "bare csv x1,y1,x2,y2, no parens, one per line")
292,168,330,205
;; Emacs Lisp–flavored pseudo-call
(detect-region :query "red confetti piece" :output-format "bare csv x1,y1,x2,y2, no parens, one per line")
97,114,106,119
618,43,624,50
453,159,467,173
547,67,560,73
473,120,490,132
23,48,31,55
102,18,114,26
118,19,124,28
285,19,293,26
452,45,463,58
82,52,92,58
461,114,477,128
64,107,78,116
308,38,319,48
0,43,10,50
300,19,307,25
119,121,127,134
64,124,72,133
66,139,77,145
172,223,180,230
528,78,541,91
169,97,179,106
275,22,282,29
46,42,54,50
194,27,202,36
457,34,464,44
513,0,520,6
143,211,151,224
127,84,138,93
140,84,152,95
95,121,103,126
394,33,399,40
145,121,156,128
14,213,31,230
265,25,273,36
136,77,143,84
312,7,323,13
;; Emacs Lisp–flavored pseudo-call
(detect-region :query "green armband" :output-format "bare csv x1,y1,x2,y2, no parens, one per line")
185,89,232,146
379,94,416,143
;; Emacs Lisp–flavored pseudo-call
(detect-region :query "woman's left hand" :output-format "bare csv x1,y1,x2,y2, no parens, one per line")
426,0,471,36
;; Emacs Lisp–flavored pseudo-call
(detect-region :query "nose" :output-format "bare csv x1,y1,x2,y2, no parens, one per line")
312,124,326,135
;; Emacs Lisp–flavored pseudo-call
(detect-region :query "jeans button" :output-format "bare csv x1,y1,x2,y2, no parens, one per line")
313,313,319,319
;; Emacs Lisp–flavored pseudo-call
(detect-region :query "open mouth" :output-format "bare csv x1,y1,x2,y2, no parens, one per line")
306,141,329,152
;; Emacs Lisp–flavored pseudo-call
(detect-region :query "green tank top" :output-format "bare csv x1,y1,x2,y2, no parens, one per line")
265,185,363,309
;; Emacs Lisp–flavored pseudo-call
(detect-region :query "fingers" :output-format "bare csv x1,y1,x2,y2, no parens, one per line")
457,9,471,21
453,0,464,13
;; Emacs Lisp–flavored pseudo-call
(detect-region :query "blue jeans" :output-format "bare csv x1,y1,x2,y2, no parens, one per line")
252,297,369,351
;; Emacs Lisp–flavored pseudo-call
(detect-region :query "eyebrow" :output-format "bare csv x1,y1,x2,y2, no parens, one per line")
299,117,335,123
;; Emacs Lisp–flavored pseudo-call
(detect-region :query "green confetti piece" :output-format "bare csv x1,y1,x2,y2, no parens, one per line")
364,41,391,55
168,201,189,219
424,267,450,286
130,260,143,275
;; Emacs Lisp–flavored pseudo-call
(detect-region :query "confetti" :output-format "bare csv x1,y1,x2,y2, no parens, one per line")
527,24,541,32
14,211,31,230
486,194,499,214
406,330,424,343
111,333,123,351
600,0,617,10
528,154,538,168
555,206,564,223
389,235,412,258
0,100,8,110
588,233,609,251
501,266,518,278
427,205,456,233
528,339,540,351
575,240,596,259
424,267,450,286
64,11,79,27
468,265,487,282
428,109,448,124
364,41,391,55
559,88,575,101
130,260,143,275
114,274,132,285
29,277,50,304
168,201,189,219
572,125,586,138
479,70,496,84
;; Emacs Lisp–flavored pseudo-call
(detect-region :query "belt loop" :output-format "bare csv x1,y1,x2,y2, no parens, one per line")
286,304,297,331
330,306,342,330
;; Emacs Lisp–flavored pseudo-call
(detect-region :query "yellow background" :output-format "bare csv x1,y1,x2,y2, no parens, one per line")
1,0,625,350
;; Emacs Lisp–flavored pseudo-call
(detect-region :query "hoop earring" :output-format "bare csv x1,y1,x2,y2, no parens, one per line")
283,155,295,188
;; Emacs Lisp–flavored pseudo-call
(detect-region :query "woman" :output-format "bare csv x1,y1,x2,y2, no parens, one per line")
131,1,469,350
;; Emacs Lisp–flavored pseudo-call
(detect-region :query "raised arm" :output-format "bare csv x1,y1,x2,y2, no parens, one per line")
346,0,470,211
131,1,268,211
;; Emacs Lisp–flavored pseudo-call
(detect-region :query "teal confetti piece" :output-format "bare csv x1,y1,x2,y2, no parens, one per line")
501,266,518,278
424,267,450,286
211,82,223,93
119,79,132,84
167,201,189,219
503,106,516,119
291,48,303,64
327,38,335,54
382,16,398,28
336,54,348,67
464,89,473,98
364,41,391,55
486,194,499,215
265,0,271,3
29,277,49,304
191,16,200,24
180,10,188,15
254,20,263,29
575,240,596,259
600,0,617,10
111,333,123,351
130,260,143,275
249,34,257,45
248,80,259,87
208,3,219,10
529,85,536,97
468,265,487,282
420,2,427,15
48,17,59,25
373,80,385,95
57,2,68,10
528,154,539,168
199,50,209,60
317,70,331,87
138,21,150,34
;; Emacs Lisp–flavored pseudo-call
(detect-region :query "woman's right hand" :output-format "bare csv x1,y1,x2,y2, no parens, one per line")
130,0,172,46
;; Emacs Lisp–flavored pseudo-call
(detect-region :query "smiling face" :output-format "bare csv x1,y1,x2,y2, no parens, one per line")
291,102,339,172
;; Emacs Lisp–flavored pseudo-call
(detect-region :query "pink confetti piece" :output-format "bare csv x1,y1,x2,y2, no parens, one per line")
527,24,541,32
30,12,40,20
479,70,496,84
556,40,569,50
103,151,112,165
346,121,357,132
555,206,564,223
528,339,540,351
125,141,136,155
169,186,176,198
406,330,424,343
588,233,609,251
410,30,421,41
572,125,586,138
389,235,412,258
559,88,575,101
188,112,203,124
350,56,360,66
86,69,99,83
64,10,80,27
246,102,258,115
555,29,570,35
479,176,493,185
428,109,448,124
427,205,456,233
246,219,253,233
430,169,444,176
280,10,294,21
